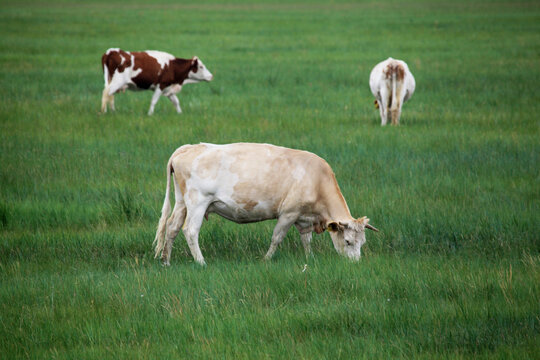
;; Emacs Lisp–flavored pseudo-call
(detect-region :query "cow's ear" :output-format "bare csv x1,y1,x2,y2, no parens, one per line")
191,57,199,71
358,216,368,225
327,222,344,232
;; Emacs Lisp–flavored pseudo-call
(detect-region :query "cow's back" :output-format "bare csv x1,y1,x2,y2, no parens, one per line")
171,143,332,217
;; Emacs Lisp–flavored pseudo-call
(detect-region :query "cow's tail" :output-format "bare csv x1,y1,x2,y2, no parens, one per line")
390,64,404,125
153,159,174,258
102,56,109,87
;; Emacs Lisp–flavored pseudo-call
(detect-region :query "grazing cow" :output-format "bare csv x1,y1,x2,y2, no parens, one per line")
101,48,213,115
369,57,415,126
154,143,379,266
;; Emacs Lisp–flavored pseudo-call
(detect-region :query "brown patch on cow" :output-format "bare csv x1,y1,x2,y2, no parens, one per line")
314,220,327,234
229,147,297,210
176,173,187,197
172,144,208,170
396,64,405,81
228,145,296,213
231,180,275,212
383,64,393,79
242,200,259,211
196,153,220,180
191,58,199,73
383,62,405,81
101,50,133,82
119,50,131,66
131,52,163,89
158,58,195,90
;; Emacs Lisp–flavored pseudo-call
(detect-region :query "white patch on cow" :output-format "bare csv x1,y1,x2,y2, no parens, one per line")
162,84,182,97
182,79,198,85
252,200,274,214
145,50,175,68
107,55,142,95
106,48,120,55
188,148,239,204
292,165,306,181
187,57,213,83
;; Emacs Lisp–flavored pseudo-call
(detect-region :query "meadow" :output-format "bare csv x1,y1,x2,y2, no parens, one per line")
0,0,539,358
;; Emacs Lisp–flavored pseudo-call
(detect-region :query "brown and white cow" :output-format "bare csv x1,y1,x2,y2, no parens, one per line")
154,143,378,266
369,57,415,126
101,48,213,115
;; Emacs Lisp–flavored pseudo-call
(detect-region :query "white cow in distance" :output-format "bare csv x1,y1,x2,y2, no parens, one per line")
153,143,379,266
369,57,415,125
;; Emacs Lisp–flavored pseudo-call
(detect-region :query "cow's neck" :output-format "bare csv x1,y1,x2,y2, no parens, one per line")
171,59,192,82
319,181,354,224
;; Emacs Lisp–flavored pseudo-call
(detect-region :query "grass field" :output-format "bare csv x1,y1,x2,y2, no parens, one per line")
1,0,539,358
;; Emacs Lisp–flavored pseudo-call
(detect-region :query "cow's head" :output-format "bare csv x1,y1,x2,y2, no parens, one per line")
327,216,378,260
188,56,213,82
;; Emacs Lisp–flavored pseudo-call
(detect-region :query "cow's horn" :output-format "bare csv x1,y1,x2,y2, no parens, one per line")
365,224,379,232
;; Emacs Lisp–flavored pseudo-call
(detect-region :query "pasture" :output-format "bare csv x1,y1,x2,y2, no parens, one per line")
0,0,539,358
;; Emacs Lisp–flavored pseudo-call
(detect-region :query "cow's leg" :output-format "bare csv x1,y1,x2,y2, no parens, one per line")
168,94,182,114
390,97,401,125
391,77,406,125
391,106,401,126
101,85,116,113
392,92,406,126
264,215,296,260
109,95,115,112
161,202,187,266
300,232,313,257
294,224,313,257
102,77,126,113
101,87,109,113
182,202,209,265
379,99,388,126
378,91,389,126
148,88,163,115
375,98,384,125
378,100,386,125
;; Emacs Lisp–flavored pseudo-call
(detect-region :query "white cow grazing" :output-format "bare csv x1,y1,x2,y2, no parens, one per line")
101,48,213,115
369,57,415,126
154,143,379,266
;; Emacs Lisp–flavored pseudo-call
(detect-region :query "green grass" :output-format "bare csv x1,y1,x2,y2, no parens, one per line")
1,0,539,358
